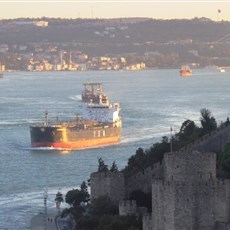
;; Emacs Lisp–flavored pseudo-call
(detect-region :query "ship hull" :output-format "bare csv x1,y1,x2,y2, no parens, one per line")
30,125,121,150
180,70,192,77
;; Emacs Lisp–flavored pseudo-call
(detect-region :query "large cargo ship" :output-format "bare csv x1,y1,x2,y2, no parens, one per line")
30,93,122,149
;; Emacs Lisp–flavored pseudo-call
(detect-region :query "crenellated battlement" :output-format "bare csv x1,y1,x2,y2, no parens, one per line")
119,200,137,216
150,148,230,230
179,122,230,153
119,199,137,208
90,171,124,179
152,178,230,187
90,171,125,204
119,199,148,217
163,150,216,182
125,161,163,196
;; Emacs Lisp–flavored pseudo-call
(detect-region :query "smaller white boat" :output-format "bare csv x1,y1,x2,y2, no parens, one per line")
218,68,225,73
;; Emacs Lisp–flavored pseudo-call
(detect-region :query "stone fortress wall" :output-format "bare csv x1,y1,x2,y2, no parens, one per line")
90,162,163,203
90,122,230,230
179,122,230,153
125,162,163,196
151,150,230,230
90,171,125,204
119,199,148,216
119,200,137,216
163,150,216,182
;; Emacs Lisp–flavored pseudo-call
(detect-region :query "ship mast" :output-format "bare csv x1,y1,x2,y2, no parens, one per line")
45,111,48,126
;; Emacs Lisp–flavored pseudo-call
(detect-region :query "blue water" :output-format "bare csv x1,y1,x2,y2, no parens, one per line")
0,69,230,229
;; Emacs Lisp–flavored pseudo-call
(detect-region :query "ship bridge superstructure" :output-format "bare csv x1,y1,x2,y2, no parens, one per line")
81,94,121,125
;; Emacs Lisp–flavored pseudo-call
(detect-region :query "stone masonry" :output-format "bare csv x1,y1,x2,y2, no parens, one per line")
90,171,125,204
150,150,230,230
90,123,230,230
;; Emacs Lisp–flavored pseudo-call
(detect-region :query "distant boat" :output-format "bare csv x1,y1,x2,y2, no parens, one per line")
218,68,225,73
180,65,192,77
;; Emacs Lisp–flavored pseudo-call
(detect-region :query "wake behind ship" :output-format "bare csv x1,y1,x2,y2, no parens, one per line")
30,93,122,149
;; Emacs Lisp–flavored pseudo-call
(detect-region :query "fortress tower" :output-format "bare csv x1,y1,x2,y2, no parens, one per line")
90,171,125,204
150,150,230,230
119,200,137,216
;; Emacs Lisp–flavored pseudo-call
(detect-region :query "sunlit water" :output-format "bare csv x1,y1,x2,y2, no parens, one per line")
0,69,230,229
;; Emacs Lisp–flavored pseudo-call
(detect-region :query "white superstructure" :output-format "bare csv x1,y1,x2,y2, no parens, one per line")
81,95,121,124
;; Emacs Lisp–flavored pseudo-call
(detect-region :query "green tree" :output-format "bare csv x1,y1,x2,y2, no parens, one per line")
217,143,230,178
123,108,219,176
76,216,98,230
175,119,200,147
179,120,197,137
80,181,90,203
90,195,118,216
65,181,90,207
97,157,109,172
110,161,118,172
200,108,217,134
76,215,140,230
126,148,146,173
96,215,141,230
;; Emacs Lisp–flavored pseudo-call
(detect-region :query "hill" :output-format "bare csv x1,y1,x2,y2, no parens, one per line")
1,17,230,69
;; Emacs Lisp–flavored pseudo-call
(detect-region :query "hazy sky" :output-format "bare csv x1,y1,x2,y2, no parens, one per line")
1,1,230,21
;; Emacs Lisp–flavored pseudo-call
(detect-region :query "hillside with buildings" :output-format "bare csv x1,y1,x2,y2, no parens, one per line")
1,17,230,71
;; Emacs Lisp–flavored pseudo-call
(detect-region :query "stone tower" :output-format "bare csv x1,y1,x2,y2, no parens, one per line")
151,150,230,230
90,171,125,204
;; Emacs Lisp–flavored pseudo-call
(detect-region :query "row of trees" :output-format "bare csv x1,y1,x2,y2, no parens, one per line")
62,180,140,230
123,108,230,176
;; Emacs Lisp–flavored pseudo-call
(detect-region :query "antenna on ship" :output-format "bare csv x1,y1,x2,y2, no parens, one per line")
45,111,48,126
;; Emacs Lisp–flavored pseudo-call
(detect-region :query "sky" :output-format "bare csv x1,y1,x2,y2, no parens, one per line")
1,1,230,21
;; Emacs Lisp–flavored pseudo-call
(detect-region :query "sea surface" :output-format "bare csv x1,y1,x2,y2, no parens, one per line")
0,69,230,229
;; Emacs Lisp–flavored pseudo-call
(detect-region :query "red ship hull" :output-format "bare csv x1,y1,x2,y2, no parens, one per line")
31,136,120,149
30,125,121,150
180,70,192,77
